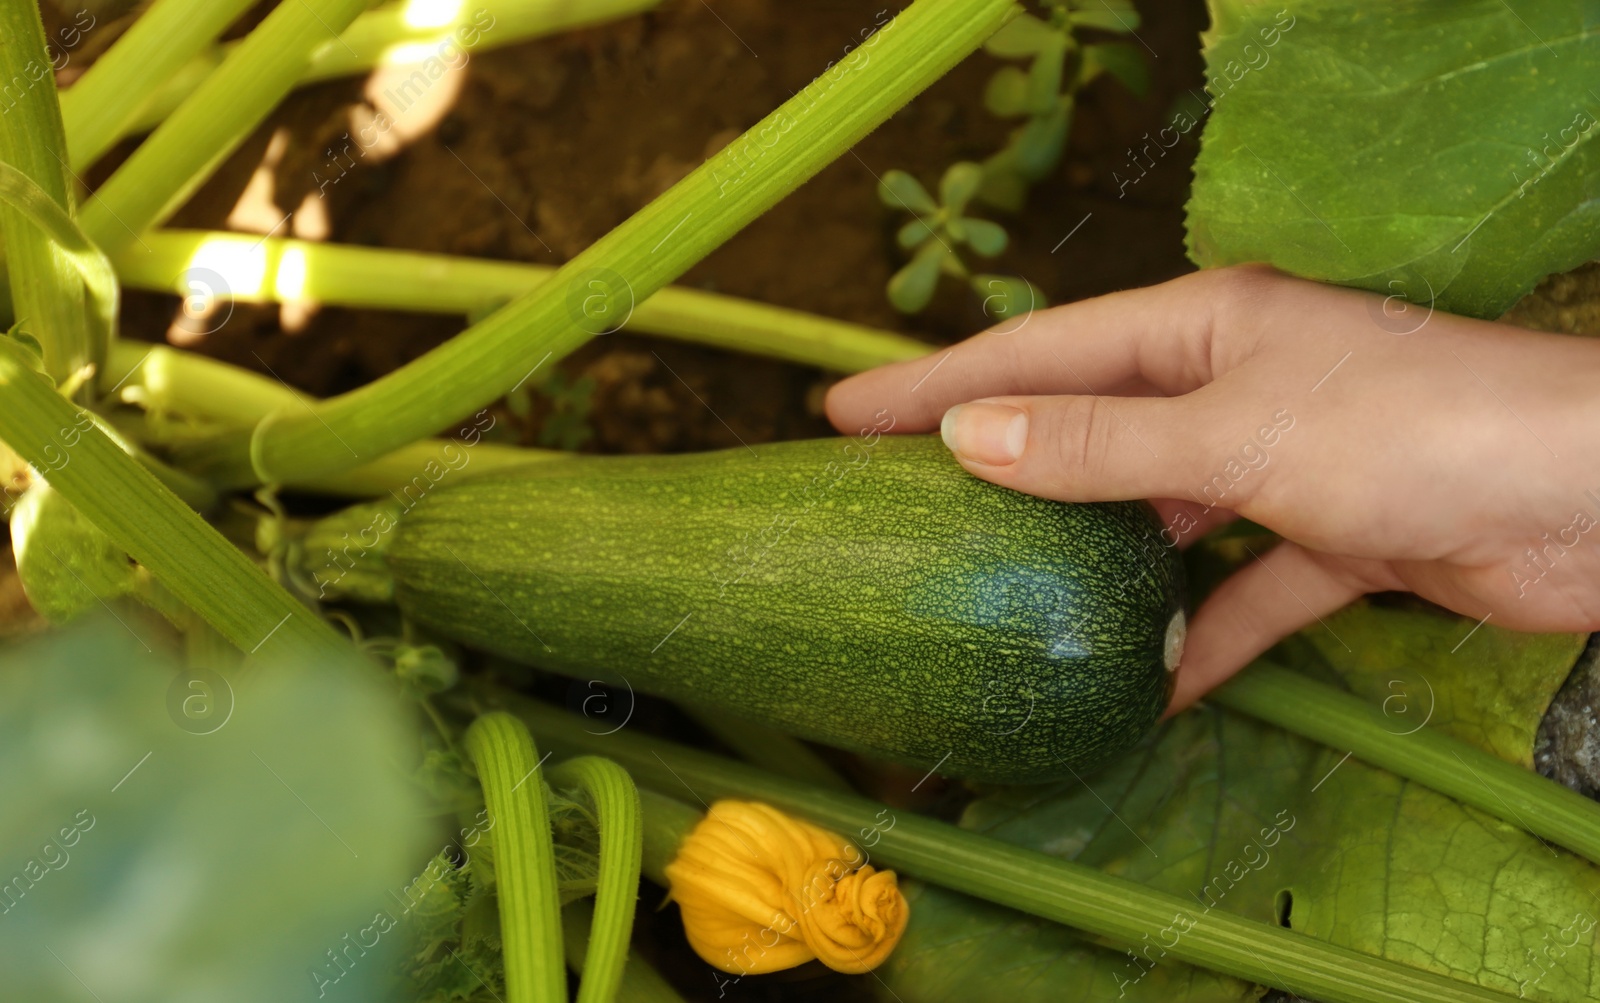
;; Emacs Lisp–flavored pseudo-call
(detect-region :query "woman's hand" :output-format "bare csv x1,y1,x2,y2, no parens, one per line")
826,265,1600,712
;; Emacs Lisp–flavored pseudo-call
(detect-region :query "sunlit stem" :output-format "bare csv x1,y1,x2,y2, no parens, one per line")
116,230,933,373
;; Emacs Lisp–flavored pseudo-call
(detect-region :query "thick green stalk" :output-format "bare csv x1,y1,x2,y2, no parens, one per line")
464,712,566,1003
77,0,371,255
0,0,93,387
562,899,688,1003
117,0,662,142
0,337,345,661
0,162,116,359
637,788,702,887
102,340,557,497
507,696,1526,1003
59,0,258,170
548,757,644,1003
1212,661,1600,865
679,705,854,794
176,0,1020,488
115,230,932,372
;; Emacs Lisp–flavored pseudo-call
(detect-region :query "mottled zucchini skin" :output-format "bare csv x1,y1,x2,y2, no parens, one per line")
386,435,1185,782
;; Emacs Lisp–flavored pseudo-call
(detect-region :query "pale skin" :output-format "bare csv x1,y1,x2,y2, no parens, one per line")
826,265,1600,713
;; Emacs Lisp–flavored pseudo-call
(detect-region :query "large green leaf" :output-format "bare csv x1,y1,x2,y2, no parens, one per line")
879,708,1304,1001
1187,1,1600,318
1282,749,1600,1001
880,601,1592,1001
1289,599,1585,764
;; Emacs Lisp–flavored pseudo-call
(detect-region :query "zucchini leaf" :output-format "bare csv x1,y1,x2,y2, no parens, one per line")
0,621,432,1003
1286,599,1586,765
880,601,1594,1001
1187,0,1600,319
878,708,1300,1001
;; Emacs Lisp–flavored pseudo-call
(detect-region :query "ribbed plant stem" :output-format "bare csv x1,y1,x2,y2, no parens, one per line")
175,0,1020,488
115,230,932,372
103,340,557,497
59,0,257,169
464,712,565,1003
77,0,370,255
547,757,644,1003
0,338,345,662
562,898,688,1003
504,695,1525,1003
1212,661,1600,865
0,0,92,388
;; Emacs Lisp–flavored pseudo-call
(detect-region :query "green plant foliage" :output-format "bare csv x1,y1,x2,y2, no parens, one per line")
534,372,597,452
881,601,1595,1001
1187,0,1600,319
0,623,431,1003
974,0,1146,208
1286,599,1586,765
11,482,136,622
879,707,1304,1001
880,164,1039,314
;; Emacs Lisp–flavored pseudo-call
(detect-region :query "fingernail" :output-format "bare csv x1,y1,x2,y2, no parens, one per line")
940,403,1027,465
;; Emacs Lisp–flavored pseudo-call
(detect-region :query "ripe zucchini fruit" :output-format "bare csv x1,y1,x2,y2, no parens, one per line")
306,435,1185,782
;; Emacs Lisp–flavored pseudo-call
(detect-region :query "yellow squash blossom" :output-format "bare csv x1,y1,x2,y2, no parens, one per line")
663,799,908,975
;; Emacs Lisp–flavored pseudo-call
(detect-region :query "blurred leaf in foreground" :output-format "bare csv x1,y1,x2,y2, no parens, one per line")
0,620,432,1002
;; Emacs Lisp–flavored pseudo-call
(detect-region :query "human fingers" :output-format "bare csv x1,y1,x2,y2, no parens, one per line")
826,265,1282,434
934,390,1246,503
1165,543,1402,714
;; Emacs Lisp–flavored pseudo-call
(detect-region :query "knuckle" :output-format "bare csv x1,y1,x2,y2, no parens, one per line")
1206,264,1283,320
1045,397,1114,487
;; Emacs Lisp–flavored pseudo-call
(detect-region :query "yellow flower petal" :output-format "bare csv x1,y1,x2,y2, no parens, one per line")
663,799,910,976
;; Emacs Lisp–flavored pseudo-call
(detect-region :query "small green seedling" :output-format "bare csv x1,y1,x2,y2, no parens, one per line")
979,0,1149,208
503,370,596,452
879,162,1043,319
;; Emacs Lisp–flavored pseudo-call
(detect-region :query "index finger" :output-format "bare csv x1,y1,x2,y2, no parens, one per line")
826,265,1281,433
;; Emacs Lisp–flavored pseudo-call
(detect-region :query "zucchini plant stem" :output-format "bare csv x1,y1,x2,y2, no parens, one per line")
678,705,855,794
58,0,258,170
547,757,645,1003
0,337,347,662
0,0,94,389
115,230,933,373
637,788,703,888
1212,661,1600,866
562,898,688,1003
77,0,372,256
103,340,556,497
464,713,567,1003
172,0,1022,489
107,0,664,149
502,693,1528,1003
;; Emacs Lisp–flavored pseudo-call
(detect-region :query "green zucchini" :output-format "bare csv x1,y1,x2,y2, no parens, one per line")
304,435,1185,782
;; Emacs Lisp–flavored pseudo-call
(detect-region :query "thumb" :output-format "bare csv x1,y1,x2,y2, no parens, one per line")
938,393,1226,503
